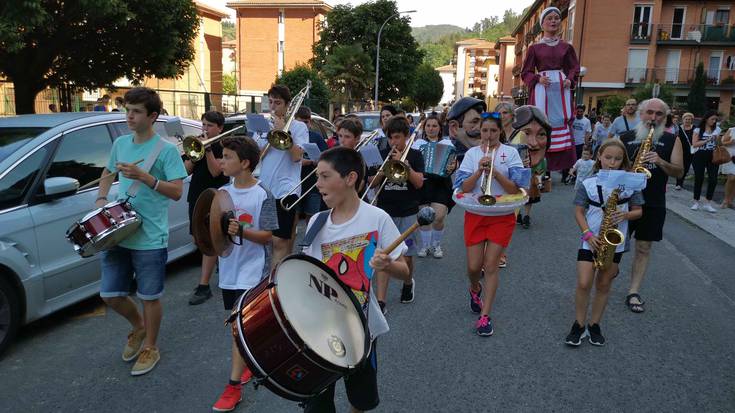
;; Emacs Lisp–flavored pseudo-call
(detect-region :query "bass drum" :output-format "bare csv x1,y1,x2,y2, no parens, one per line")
229,254,369,401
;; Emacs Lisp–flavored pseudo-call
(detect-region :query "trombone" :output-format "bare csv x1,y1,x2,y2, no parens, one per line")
182,126,245,162
478,145,497,206
279,129,382,211
362,130,418,205
260,81,311,160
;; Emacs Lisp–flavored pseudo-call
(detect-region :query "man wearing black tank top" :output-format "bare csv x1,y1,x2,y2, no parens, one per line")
619,98,684,313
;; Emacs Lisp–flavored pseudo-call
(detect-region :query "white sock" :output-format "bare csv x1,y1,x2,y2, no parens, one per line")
431,229,444,247
419,229,431,249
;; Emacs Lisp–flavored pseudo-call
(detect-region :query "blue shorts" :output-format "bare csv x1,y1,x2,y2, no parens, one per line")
100,246,168,300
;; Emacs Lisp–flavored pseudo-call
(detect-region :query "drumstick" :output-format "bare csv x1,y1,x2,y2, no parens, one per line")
79,159,144,190
383,207,436,255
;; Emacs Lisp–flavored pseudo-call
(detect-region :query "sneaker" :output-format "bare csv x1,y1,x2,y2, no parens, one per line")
587,323,605,346
498,254,507,268
122,328,146,362
564,321,586,346
522,215,531,229
240,368,253,385
400,279,415,303
378,300,387,316
469,285,483,313
674,185,682,190
417,247,430,258
690,201,700,211
432,245,444,258
516,213,523,225
189,285,212,305
212,384,243,412
703,203,717,213
131,347,161,376
476,315,494,336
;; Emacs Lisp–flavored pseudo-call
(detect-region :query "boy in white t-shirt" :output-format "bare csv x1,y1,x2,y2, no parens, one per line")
301,146,409,413
570,147,595,189
212,137,279,412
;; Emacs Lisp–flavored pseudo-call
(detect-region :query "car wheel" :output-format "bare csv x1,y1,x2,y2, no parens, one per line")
0,276,21,356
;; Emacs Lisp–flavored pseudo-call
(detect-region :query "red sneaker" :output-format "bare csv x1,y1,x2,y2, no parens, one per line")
240,367,253,384
212,384,242,412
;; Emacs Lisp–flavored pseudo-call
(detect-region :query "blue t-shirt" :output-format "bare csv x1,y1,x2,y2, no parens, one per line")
107,134,188,250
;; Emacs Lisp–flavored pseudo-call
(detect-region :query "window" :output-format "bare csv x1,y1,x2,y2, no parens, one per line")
567,4,576,41
0,127,48,163
714,10,729,26
671,7,685,39
41,125,112,192
626,49,648,82
633,5,653,39
0,147,49,210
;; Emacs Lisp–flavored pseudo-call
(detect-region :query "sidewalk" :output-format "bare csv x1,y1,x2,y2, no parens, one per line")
665,183,735,248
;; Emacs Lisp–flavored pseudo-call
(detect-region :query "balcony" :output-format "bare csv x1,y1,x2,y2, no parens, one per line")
625,67,735,89
656,24,735,46
630,23,652,44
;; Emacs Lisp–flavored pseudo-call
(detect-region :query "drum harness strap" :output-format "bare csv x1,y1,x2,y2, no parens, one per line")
124,136,167,201
588,185,631,209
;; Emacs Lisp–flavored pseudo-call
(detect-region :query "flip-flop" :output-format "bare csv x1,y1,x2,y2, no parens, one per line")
626,293,645,313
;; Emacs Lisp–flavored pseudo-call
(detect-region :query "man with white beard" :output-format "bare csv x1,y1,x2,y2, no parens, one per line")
619,98,684,313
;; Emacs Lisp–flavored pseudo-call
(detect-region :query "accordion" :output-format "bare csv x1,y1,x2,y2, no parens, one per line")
420,141,456,177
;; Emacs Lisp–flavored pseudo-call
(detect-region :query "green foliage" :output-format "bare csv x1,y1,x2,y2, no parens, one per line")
321,44,374,104
276,64,331,115
687,63,707,117
632,83,674,107
420,43,455,69
412,25,466,43
222,73,236,95
0,0,199,114
312,0,423,102
222,20,235,42
412,64,444,110
600,94,628,118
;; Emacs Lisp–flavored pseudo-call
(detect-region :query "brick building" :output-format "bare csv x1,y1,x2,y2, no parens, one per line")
498,0,735,117
454,39,498,102
227,0,331,95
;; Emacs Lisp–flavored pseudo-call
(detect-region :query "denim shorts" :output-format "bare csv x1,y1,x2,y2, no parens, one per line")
299,191,324,215
391,215,417,257
100,246,168,300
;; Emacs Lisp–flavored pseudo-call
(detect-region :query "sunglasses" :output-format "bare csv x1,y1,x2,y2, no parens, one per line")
481,112,502,119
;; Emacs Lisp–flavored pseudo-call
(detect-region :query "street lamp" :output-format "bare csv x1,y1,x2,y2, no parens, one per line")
576,66,588,106
374,10,416,106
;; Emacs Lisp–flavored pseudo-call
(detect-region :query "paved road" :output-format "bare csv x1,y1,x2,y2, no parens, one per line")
1,182,733,412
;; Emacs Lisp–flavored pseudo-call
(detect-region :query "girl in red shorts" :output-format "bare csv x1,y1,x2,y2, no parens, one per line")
455,112,526,336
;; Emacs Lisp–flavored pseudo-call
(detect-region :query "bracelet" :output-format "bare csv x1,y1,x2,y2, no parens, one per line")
153,179,160,191
96,196,108,202
581,227,590,234
581,231,594,241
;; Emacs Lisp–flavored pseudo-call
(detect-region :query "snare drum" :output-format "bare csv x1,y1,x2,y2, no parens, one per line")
229,254,369,401
65,200,141,257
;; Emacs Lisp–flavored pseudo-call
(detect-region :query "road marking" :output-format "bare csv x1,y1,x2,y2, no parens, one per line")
662,238,735,307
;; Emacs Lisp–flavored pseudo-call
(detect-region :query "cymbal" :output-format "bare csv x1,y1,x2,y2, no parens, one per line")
192,188,217,257
211,189,235,258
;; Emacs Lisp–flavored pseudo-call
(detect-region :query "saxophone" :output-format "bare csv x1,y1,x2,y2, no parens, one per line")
593,188,626,270
632,124,654,179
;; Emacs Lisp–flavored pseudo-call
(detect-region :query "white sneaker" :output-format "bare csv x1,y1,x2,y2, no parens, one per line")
417,247,429,258
674,185,682,190
432,245,444,258
690,202,700,211
703,203,717,213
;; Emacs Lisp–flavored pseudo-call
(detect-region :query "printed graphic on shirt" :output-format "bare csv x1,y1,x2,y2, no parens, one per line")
320,231,378,306
237,210,254,229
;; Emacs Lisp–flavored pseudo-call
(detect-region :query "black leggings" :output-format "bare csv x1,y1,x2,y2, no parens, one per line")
676,152,692,187
692,150,718,200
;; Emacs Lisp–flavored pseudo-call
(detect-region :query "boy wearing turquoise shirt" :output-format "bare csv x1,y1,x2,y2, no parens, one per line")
95,87,187,376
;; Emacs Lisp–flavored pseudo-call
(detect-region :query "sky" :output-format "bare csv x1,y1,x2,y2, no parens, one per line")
202,0,535,28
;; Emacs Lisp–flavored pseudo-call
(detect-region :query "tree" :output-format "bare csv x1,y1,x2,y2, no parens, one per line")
420,43,454,68
600,94,628,118
222,20,235,42
276,64,331,115
222,73,237,95
321,44,374,106
687,62,707,117
312,0,423,102
0,0,198,114
632,83,674,107
412,64,444,110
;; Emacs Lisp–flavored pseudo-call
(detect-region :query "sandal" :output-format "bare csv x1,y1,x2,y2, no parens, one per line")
625,293,645,313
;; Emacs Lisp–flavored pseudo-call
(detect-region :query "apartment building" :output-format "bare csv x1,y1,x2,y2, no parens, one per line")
454,38,499,103
501,0,734,117
227,0,331,95
494,36,516,102
436,64,456,105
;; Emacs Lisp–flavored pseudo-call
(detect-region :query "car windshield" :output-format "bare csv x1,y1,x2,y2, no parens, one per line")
358,115,381,132
0,127,49,163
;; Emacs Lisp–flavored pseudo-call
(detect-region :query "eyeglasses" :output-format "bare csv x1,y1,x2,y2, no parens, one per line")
645,110,665,117
481,112,501,119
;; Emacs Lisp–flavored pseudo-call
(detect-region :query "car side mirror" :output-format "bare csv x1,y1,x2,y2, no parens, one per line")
42,177,79,201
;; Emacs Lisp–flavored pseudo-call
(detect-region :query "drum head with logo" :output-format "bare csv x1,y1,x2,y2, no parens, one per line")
274,254,368,369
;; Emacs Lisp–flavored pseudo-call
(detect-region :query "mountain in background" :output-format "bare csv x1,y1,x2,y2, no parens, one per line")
412,24,468,44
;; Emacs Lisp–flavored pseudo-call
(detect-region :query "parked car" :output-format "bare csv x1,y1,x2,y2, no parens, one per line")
0,112,200,355
222,112,335,141
350,112,382,139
